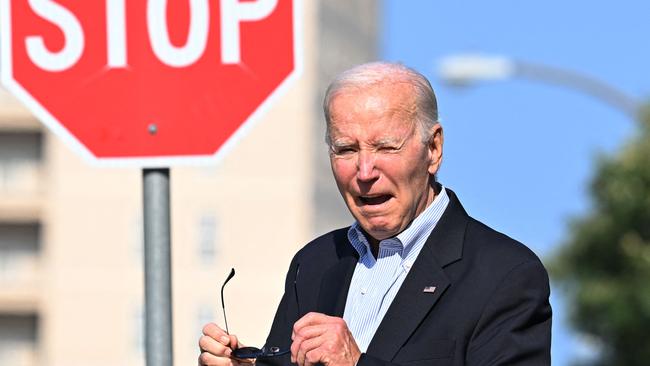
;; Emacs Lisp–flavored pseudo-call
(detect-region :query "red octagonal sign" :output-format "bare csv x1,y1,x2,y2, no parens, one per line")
1,0,301,166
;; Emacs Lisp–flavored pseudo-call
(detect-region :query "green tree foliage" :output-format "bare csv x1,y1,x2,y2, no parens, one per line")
552,106,650,365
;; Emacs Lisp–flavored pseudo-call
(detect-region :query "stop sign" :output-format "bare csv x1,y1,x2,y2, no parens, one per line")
0,0,300,166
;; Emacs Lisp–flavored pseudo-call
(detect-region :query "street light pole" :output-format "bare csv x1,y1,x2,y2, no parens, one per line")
438,54,639,118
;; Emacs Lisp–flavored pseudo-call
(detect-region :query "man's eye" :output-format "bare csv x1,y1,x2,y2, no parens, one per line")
379,146,399,152
332,147,355,155
337,148,355,154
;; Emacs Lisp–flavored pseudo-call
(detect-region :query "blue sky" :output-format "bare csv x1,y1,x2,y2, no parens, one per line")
382,1,650,364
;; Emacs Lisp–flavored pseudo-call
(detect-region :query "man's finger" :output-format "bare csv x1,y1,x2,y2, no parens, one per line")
305,348,325,366
295,333,324,366
294,323,328,341
296,334,325,366
291,325,329,365
199,351,233,366
202,323,229,341
199,335,232,356
202,324,235,348
293,312,332,332
291,313,341,364
228,334,241,349
291,324,326,363
292,312,336,342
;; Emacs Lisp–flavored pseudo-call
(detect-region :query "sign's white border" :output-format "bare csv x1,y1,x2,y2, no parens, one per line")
0,0,304,168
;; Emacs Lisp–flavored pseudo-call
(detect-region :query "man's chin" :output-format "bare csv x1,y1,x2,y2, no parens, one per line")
357,221,399,242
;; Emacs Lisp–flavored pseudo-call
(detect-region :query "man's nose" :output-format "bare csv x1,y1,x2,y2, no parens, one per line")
356,150,379,182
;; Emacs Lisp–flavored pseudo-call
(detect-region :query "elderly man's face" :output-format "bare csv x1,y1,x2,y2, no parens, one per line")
328,83,442,243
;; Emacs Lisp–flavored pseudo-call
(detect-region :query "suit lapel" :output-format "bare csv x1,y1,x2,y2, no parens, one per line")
365,189,468,361
316,247,358,317
366,252,450,360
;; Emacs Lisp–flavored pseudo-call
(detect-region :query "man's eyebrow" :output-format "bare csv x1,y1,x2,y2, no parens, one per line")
330,138,355,147
374,134,411,147
374,137,400,145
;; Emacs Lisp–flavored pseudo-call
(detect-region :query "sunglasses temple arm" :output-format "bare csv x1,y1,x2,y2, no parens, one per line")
221,268,235,335
221,297,229,335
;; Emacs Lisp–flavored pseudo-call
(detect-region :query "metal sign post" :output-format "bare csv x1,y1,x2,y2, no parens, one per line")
143,168,173,366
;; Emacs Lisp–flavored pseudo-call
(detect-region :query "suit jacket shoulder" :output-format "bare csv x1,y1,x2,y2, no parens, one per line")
293,227,352,265
460,215,548,287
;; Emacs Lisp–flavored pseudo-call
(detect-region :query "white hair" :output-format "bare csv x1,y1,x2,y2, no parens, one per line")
323,62,439,145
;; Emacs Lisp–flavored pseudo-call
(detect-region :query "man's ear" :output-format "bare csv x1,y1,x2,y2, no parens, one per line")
428,123,444,175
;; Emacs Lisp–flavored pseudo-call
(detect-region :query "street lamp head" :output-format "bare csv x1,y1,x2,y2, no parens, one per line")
437,54,516,86
437,53,640,118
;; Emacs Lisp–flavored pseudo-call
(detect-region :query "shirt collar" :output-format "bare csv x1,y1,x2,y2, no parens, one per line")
347,186,450,258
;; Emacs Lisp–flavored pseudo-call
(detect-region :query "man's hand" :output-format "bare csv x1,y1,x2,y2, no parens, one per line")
198,322,253,366
291,312,361,366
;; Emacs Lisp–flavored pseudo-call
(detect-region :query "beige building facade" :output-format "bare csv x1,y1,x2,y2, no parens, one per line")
0,1,379,365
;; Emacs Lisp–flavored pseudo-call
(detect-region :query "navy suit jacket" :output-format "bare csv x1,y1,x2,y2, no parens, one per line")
259,189,552,366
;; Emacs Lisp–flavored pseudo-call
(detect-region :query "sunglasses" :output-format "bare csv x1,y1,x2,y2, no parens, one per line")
221,268,290,359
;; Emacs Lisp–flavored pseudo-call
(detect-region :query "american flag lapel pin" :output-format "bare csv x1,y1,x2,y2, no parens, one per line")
423,286,437,293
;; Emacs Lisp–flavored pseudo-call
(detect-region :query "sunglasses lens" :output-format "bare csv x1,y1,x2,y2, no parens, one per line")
232,346,289,359
232,346,262,359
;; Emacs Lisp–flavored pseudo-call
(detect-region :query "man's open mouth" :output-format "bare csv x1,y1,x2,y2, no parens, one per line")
359,195,392,205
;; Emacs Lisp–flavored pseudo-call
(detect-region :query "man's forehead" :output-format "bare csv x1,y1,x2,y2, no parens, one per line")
336,81,415,105
330,84,417,120
329,113,417,144
330,133,411,148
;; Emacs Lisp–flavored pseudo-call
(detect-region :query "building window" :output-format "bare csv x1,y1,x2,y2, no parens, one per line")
0,314,38,366
0,223,40,283
0,132,42,194
198,214,218,266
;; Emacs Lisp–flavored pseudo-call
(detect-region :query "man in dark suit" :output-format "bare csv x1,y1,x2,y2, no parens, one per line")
199,62,551,366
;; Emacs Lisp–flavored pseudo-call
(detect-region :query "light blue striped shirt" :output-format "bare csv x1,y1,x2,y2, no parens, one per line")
342,187,450,352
